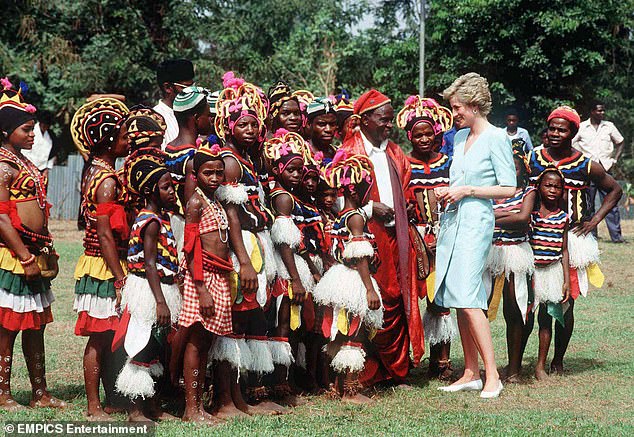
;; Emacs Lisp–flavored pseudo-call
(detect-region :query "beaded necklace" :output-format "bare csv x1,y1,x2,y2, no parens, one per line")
0,146,47,210
195,187,229,243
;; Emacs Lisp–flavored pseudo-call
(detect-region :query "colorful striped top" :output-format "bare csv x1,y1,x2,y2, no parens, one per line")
529,148,591,226
492,186,535,244
127,210,179,282
330,208,379,272
406,154,451,225
220,147,273,233
529,209,568,266
295,197,328,257
165,143,195,213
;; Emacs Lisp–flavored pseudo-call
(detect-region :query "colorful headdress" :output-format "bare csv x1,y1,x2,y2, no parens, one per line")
323,149,374,202
353,89,390,116
396,95,453,139
173,86,209,113
547,105,580,130
71,97,129,155
537,165,565,186
333,91,354,124
215,71,269,141
125,105,166,151
193,134,224,173
263,128,308,174
0,77,37,136
126,147,169,196
268,80,314,126
306,96,336,122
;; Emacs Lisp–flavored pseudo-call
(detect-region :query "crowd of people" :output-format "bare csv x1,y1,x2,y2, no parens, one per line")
0,61,624,422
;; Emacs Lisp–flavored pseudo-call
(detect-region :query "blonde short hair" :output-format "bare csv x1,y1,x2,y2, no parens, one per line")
443,72,492,116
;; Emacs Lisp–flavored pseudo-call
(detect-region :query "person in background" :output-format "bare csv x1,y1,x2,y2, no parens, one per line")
154,59,196,149
439,124,457,158
504,109,533,153
535,128,549,150
21,110,60,184
572,101,626,243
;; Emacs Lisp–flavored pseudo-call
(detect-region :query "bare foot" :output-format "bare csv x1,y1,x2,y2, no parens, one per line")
86,408,111,421
342,393,373,404
253,400,289,414
214,403,250,420
550,362,564,375
0,396,27,412
30,393,67,409
243,403,283,416
276,394,306,407
147,410,178,421
103,405,126,414
504,373,521,384
128,411,155,423
535,367,548,381
395,383,413,391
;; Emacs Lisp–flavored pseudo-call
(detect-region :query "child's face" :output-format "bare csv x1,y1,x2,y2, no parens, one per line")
157,173,176,208
539,172,564,203
197,159,225,193
302,173,319,194
232,115,259,149
318,188,337,211
277,157,303,189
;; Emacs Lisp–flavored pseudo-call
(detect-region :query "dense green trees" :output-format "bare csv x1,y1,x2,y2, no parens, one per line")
1,0,632,177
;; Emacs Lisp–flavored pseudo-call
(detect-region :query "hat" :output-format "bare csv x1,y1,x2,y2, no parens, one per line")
215,71,268,140
126,147,169,195
353,89,391,115
156,59,194,85
263,128,308,173
71,98,129,155
207,90,221,116
547,106,580,130
173,86,209,113
0,79,37,136
193,134,224,174
396,95,453,138
307,96,336,122
267,80,314,123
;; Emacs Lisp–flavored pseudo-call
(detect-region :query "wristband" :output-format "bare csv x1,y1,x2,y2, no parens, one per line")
114,276,127,290
19,254,36,267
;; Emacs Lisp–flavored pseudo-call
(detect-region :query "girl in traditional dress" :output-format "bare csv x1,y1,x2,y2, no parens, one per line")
71,97,129,418
396,95,457,379
114,149,181,421
263,129,316,406
312,150,383,402
530,168,570,380
0,80,65,411
267,81,313,137
485,140,537,382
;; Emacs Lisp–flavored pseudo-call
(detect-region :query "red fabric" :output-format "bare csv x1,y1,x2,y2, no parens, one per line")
348,314,361,338
407,226,426,366
184,222,204,282
0,200,24,230
0,306,53,331
321,305,333,338
111,308,130,350
95,202,130,240
569,267,581,300
360,224,410,385
547,106,580,129
75,310,119,337
272,277,289,298
353,89,391,115
302,293,315,332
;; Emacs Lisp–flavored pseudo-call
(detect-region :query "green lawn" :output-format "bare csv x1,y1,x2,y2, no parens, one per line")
1,220,633,436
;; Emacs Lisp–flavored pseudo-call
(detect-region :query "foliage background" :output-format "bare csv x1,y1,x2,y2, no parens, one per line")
1,0,632,179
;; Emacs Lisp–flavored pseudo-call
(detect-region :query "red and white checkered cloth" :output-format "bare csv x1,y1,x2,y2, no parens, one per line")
179,268,233,336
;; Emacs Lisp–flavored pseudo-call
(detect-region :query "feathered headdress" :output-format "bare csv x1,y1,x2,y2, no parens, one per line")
215,71,269,141
263,128,309,174
396,96,453,139
0,77,37,136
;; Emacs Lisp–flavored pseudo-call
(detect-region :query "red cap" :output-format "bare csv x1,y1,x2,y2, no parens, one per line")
353,89,391,115
547,106,580,129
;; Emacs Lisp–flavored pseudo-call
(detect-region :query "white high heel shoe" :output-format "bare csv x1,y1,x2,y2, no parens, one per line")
480,381,503,399
437,379,483,392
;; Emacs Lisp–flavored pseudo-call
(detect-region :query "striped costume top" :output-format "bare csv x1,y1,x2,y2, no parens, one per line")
330,208,379,273
529,209,568,266
220,148,273,233
406,154,451,225
0,148,47,204
81,167,128,257
529,148,591,226
492,186,536,244
165,143,196,213
127,210,179,283
295,198,328,257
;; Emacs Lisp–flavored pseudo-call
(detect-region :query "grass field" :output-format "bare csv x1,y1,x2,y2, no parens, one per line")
0,220,633,436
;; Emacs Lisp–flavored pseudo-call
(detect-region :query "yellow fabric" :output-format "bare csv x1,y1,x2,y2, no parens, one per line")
73,254,127,281
337,308,349,336
426,270,436,301
488,274,505,322
229,271,239,303
287,281,301,331
249,233,263,273
0,247,47,274
587,263,604,288
368,327,377,341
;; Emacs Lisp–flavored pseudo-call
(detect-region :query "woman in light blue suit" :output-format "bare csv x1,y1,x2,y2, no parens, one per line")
434,73,516,398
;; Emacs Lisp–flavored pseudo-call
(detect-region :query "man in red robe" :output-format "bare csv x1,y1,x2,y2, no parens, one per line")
341,89,421,385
